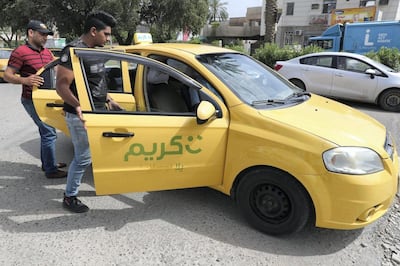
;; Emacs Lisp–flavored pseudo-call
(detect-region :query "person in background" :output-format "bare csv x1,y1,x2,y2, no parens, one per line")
56,11,121,213
4,20,67,179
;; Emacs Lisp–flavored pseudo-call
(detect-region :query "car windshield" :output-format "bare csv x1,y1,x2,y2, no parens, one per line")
197,53,306,107
371,60,397,73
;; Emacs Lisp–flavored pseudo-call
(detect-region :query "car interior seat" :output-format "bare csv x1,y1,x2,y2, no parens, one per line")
146,68,189,112
107,68,123,92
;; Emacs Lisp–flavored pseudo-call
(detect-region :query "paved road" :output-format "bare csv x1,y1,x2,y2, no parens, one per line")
0,83,398,265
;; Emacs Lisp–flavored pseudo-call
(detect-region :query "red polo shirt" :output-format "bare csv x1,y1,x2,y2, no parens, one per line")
7,43,54,99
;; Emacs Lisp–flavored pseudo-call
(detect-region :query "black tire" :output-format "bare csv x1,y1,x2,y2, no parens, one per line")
289,79,306,91
236,168,312,235
378,89,400,112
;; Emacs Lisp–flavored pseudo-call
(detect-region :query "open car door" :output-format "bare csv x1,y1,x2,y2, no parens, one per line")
33,59,69,134
33,48,229,195
33,49,139,135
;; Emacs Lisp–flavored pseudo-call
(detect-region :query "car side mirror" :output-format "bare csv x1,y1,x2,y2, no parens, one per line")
196,101,216,124
365,69,376,79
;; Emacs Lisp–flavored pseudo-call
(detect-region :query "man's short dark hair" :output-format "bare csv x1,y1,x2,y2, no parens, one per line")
83,11,116,33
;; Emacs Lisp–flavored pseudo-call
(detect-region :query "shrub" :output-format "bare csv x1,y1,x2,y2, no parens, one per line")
253,43,323,68
365,47,400,71
225,44,248,54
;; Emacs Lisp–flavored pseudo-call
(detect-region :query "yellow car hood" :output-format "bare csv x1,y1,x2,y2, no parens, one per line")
259,95,387,153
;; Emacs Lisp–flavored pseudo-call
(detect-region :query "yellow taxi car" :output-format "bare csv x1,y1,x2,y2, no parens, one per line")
0,48,12,82
32,45,398,236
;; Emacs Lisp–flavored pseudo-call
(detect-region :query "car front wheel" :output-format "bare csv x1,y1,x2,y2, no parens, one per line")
378,89,400,112
236,168,313,235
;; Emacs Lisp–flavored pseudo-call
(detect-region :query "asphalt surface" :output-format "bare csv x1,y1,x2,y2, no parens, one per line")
0,83,399,266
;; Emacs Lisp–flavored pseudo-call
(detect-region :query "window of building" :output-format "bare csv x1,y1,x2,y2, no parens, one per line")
311,4,320,10
379,0,389,5
360,0,375,6
323,0,336,14
286,2,294,15
284,31,294,45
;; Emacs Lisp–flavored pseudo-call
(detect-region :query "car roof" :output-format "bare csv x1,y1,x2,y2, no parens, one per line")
285,51,378,65
298,51,369,59
117,43,239,56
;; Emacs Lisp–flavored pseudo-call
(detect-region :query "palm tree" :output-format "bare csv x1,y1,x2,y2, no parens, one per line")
264,0,278,43
208,0,228,23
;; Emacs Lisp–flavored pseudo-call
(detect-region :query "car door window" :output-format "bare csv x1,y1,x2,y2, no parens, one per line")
40,61,58,89
79,57,136,112
300,56,333,68
341,57,372,73
165,58,223,101
145,66,199,113
148,54,224,102
106,60,123,92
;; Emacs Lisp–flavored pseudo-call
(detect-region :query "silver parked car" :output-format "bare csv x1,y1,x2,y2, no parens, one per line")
274,52,400,111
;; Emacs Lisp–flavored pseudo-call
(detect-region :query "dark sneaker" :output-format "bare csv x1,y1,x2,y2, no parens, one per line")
45,170,67,179
63,194,89,213
41,162,67,171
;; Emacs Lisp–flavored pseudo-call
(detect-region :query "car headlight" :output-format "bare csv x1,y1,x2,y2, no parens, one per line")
322,147,384,175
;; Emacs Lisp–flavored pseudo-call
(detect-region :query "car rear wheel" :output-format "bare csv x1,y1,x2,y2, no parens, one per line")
236,168,312,235
289,79,306,91
378,89,400,112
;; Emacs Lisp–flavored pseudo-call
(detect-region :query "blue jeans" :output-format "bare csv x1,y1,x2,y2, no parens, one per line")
65,112,91,197
21,97,58,174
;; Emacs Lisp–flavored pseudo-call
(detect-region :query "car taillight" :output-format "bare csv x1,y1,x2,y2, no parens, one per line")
274,64,283,71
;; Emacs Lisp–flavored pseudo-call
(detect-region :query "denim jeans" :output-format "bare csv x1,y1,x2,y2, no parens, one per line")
21,97,58,174
65,112,91,197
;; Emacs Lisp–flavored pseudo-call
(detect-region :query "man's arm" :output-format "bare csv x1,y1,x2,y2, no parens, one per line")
106,94,123,111
56,65,79,108
56,64,86,124
4,67,44,87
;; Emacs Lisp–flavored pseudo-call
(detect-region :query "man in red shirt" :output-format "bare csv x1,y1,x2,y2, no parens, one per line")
4,20,67,179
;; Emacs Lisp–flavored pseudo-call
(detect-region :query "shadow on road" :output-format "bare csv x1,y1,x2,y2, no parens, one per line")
19,132,74,169
0,157,363,257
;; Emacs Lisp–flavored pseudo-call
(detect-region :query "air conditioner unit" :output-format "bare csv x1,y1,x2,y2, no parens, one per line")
295,30,303,36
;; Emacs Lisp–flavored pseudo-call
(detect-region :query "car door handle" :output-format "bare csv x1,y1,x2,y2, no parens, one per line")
46,103,64,108
335,73,344,77
102,132,135,138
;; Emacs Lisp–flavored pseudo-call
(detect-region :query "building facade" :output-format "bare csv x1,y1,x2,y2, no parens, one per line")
201,6,262,46
275,0,400,48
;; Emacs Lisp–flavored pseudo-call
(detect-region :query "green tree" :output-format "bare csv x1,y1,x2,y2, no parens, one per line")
264,0,278,43
0,0,49,47
0,0,140,46
140,0,208,42
0,0,208,46
106,0,141,45
46,0,97,41
208,0,228,23
47,0,140,44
